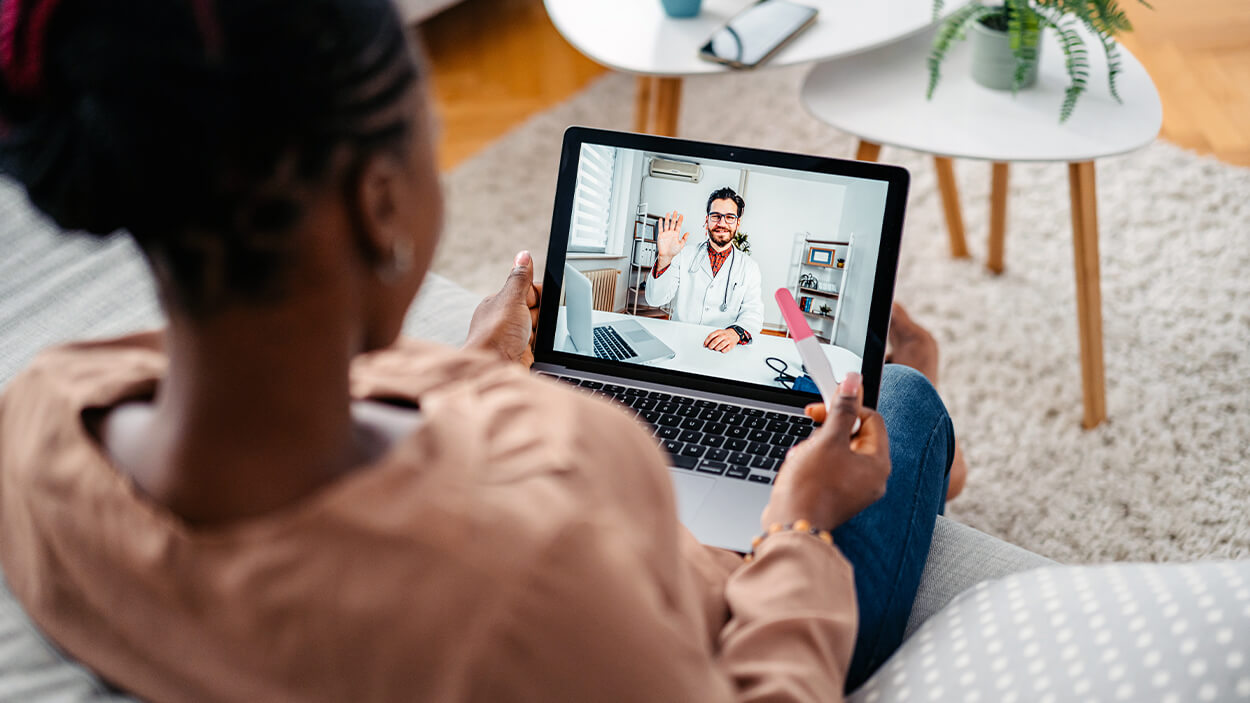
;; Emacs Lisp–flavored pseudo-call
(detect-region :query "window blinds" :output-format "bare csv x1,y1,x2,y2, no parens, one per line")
568,144,617,252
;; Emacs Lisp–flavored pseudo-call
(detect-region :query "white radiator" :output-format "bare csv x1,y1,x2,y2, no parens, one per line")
581,268,619,312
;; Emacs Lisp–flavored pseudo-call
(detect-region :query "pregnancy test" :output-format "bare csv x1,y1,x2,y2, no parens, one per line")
774,288,861,435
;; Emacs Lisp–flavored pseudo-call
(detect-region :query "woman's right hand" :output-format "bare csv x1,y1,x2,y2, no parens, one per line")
760,373,891,532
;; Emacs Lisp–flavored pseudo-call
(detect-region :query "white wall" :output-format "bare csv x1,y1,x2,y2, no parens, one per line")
637,159,741,221
742,173,846,331
832,178,889,357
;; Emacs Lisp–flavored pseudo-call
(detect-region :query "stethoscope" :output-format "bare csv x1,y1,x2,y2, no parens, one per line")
687,238,740,313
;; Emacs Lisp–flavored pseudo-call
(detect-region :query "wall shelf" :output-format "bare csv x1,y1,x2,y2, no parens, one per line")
628,216,661,315
791,233,854,345
625,285,670,319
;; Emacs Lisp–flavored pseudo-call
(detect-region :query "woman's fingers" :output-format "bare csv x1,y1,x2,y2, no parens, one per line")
849,410,887,457
823,373,864,439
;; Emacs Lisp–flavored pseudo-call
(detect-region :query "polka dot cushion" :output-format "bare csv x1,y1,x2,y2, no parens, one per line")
851,561,1250,703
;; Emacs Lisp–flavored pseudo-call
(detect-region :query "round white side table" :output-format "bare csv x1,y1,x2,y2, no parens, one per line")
801,26,1162,428
543,0,954,136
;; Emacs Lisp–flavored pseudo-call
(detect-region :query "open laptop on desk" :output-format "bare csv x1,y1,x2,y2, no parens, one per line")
563,264,676,364
533,127,909,552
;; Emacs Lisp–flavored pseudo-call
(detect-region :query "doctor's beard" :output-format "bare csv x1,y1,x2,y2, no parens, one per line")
708,227,734,249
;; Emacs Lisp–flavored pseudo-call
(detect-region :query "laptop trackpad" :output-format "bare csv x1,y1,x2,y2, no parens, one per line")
668,471,716,524
688,479,772,553
626,328,654,343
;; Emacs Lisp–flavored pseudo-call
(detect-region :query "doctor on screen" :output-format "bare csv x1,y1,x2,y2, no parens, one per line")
645,187,764,353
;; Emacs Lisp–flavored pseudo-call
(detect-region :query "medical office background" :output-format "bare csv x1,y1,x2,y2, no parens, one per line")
564,144,888,359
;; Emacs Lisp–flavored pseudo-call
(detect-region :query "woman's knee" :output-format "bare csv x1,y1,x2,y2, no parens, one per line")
878,364,955,470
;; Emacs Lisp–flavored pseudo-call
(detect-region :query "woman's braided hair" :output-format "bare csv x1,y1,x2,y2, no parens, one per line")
0,0,419,315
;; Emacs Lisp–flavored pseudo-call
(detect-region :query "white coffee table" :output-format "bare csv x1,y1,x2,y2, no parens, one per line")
543,0,957,136
800,26,1162,428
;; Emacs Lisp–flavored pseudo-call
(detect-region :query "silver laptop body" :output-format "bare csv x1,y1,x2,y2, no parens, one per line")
530,361,800,553
534,128,907,554
564,265,676,365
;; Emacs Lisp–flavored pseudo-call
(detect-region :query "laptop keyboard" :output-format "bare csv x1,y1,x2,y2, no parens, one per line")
592,326,638,361
536,373,816,485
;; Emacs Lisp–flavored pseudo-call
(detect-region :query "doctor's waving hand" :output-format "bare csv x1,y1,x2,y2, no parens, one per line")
645,187,764,353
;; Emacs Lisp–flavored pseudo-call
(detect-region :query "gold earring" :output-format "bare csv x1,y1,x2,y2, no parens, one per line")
378,238,414,284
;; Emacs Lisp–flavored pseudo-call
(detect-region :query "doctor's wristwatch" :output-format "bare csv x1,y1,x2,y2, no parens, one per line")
728,325,750,344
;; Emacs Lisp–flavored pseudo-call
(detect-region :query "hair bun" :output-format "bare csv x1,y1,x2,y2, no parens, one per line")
0,0,219,237
3,92,131,235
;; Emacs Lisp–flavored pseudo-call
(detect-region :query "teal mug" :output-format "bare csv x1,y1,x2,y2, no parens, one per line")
661,0,702,18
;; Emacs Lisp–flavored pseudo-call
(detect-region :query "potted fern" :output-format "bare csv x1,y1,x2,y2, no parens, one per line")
927,0,1148,122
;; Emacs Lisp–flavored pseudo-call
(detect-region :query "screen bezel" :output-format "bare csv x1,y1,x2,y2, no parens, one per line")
535,126,910,410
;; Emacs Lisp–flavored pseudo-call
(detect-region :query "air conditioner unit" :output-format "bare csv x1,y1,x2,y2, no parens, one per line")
648,158,703,183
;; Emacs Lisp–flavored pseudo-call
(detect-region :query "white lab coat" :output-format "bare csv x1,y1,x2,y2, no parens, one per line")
645,240,764,336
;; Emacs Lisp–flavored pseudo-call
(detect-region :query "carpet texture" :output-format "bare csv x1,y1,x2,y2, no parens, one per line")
434,67,1250,564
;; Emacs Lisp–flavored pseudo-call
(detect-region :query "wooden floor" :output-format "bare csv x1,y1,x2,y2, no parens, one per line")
1119,0,1250,166
417,0,605,170
422,0,1250,169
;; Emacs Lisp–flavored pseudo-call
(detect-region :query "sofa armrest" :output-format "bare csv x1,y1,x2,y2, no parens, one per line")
401,271,482,347
906,515,1056,637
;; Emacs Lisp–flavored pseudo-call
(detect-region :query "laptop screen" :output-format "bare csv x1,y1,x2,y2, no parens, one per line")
536,128,907,409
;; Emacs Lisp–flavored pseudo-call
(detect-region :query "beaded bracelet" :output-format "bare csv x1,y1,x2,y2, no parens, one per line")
743,519,834,563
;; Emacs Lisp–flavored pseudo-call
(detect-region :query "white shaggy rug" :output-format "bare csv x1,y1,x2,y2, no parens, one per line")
434,66,1250,564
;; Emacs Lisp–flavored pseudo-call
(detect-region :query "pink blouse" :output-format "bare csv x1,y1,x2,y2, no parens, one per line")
0,333,857,702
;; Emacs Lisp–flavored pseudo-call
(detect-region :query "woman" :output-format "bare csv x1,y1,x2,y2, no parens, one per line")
0,0,954,700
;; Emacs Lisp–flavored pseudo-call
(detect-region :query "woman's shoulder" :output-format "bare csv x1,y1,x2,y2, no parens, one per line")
3,331,164,395
353,342,679,536
0,331,163,460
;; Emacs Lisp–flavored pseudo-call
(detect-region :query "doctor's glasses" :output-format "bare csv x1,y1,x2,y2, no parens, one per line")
707,212,739,225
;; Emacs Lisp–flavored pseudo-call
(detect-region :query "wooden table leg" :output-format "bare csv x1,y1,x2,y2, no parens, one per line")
933,157,970,259
987,162,1010,274
1068,161,1107,429
649,77,683,137
855,140,882,162
633,76,654,133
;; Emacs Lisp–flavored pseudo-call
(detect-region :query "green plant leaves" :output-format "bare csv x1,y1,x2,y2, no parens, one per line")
928,0,1148,121
1047,17,1090,122
1006,0,1042,94
927,4,995,99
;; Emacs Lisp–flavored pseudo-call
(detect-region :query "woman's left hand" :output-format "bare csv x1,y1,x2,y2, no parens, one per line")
463,251,542,367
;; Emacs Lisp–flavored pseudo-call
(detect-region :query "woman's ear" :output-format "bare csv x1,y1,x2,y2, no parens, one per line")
346,152,412,277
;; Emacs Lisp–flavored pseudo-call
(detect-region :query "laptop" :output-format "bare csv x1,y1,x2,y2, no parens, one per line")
563,264,677,364
533,127,909,552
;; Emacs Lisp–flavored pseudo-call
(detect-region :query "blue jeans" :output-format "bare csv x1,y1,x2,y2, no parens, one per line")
833,364,955,692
